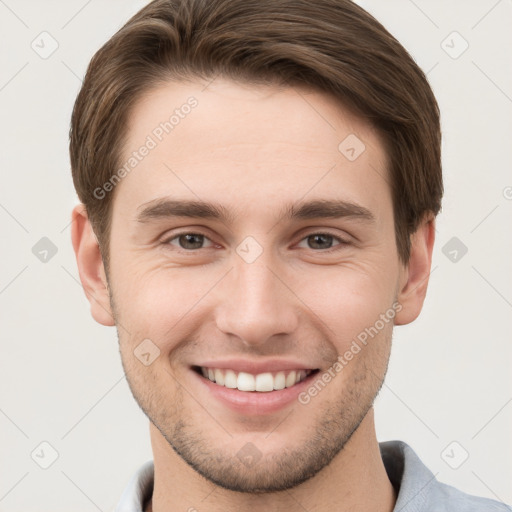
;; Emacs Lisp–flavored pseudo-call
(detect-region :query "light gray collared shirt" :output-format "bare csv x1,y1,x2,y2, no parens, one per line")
113,440,511,511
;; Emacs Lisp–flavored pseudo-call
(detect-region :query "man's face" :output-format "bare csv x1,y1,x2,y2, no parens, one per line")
105,78,407,492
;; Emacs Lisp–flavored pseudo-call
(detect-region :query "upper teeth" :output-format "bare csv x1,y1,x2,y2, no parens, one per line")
200,367,312,392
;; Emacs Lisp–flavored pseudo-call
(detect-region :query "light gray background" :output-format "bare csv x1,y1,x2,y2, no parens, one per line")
1,1,511,510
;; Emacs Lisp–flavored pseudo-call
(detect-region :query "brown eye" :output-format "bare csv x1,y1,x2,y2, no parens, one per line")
165,233,214,250
308,234,335,250
297,233,348,251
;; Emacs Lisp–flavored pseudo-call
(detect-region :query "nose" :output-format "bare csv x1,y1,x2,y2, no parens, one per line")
214,254,299,347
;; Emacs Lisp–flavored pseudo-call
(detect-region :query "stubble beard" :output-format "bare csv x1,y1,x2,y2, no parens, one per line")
121,343,388,493
110,287,391,493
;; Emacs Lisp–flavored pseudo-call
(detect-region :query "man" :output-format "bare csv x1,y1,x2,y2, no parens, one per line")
69,0,511,511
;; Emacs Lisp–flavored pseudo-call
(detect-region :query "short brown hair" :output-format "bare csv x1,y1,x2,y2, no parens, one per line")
69,0,442,269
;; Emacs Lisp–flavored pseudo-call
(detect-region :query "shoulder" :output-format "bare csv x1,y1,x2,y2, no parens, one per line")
428,480,512,511
380,440,511,512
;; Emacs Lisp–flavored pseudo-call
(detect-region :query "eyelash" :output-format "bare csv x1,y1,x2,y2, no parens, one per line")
161,231,350,254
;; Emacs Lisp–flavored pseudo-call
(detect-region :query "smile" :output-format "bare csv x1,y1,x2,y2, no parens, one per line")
194,366,318,392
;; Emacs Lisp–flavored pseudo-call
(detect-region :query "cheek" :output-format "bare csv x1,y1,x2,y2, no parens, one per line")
111,264,218,351
111,245,399,352
296,264,398,338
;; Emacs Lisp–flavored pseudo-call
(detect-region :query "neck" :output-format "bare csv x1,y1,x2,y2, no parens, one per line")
147,409,396,512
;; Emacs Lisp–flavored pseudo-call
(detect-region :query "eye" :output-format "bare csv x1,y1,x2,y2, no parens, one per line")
164,232,215,250
162,231,350,253
296,233,348,252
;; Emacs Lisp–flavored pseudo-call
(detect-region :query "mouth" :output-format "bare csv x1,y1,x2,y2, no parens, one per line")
192,365,320,392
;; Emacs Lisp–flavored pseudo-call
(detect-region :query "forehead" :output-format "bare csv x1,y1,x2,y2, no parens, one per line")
113,78,391,224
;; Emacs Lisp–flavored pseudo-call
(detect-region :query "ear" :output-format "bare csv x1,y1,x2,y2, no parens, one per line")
70,204,115,326
394,214,436,325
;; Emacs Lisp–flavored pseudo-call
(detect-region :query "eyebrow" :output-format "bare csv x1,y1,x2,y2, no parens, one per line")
135,198,375,225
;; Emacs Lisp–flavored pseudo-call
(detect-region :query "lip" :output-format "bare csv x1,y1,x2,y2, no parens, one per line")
194,359,316,374
191,365,320,415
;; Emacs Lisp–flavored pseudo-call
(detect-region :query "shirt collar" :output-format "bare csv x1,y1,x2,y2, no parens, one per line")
380,440,436,511
113,459,153,512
